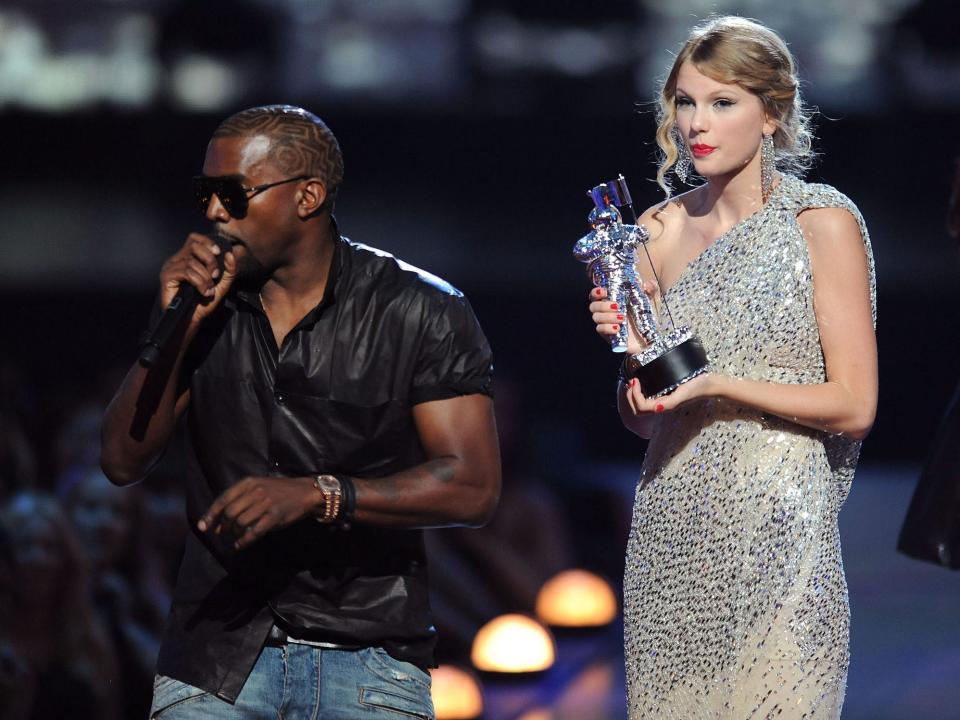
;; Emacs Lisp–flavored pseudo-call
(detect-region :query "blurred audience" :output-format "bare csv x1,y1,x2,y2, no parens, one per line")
0,411,36,500
61,466,170,719
0,492,118,720
136,462,189,615
0,355,189,719
53,404,105,487
0,521,32,720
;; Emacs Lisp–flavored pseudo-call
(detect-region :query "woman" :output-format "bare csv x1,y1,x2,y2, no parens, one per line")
587,16,877,718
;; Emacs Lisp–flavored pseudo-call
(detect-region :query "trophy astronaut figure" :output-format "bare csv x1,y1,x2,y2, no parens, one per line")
574,179,709,398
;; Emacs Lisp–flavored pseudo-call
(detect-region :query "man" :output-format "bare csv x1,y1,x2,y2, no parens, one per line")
101,105,500,719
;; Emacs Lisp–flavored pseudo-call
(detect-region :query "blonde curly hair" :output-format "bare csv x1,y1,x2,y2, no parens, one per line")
655,16,814,196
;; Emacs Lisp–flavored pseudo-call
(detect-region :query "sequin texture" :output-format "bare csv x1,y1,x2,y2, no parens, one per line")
623,176,876,719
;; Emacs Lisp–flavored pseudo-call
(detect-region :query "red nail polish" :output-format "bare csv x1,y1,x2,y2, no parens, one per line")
655,403,664,413
616,314,624,320
612,324,619,332
610,303,619,310
594,288,602,297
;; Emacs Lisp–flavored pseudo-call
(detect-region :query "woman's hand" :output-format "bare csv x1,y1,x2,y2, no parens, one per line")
622,372,716,416
588,283,660,353
588,287,625,341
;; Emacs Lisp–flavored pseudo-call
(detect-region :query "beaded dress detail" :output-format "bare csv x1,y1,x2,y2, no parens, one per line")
623,176,876,719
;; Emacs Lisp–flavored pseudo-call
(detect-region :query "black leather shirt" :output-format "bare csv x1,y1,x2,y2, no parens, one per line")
155,231,493,701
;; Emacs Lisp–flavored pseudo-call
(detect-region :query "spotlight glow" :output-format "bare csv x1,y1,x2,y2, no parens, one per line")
470,614,555,673
430,664,483,720
535,569,618,627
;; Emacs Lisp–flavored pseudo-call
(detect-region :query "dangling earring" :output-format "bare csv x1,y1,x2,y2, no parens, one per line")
760,133,775,203
673,129,692,184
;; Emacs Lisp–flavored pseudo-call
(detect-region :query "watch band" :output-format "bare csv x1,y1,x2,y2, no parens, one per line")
313,474,342,523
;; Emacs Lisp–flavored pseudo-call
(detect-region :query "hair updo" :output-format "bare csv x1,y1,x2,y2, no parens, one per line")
654,16,814,195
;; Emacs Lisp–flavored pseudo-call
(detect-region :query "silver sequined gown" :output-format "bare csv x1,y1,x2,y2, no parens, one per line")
623,176,876,719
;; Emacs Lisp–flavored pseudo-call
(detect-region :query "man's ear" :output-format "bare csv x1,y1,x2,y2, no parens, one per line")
297,178,327,218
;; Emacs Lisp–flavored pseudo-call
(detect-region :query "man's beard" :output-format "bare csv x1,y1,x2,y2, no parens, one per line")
213,229,270,291
233,251,271,292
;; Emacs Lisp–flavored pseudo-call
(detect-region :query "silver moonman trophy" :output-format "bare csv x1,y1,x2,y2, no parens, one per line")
573,175,709,398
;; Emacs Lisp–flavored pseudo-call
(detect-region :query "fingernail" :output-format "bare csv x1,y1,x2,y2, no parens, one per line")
655,403,664,413
610,303,619,310
212,268,220,278
612,324,619,332
211,244,221,254
593,288,602,297
616,313,624,320
197,520,207,531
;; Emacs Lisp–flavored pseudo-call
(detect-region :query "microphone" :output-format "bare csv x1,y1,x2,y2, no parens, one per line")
138,235,231,368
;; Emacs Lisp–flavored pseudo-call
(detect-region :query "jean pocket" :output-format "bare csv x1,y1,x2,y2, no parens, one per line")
358,686,434,719
359,647,432,692
149,675,210,718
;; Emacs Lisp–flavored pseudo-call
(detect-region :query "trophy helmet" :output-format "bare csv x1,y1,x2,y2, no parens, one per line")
587,204,622,231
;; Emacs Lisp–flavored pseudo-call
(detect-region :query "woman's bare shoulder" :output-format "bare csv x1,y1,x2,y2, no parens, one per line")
637,187,700,242
796,205,863,239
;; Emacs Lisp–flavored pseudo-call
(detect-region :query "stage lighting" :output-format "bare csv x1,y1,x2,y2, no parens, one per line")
430,664,484,720
470,613,555,673
535,569,618,627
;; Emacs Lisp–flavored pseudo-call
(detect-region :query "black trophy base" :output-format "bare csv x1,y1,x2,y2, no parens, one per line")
630,337,709,399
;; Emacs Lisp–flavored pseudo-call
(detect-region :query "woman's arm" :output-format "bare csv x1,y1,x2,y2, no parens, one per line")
622,206,878,440
589,204,674,439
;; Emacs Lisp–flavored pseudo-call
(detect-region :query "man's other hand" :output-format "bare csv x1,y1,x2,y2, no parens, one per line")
198,476,320,550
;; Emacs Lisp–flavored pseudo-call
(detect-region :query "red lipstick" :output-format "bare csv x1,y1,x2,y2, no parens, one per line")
691,144,716,158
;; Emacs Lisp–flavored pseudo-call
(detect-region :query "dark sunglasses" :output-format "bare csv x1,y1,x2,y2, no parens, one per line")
192,174,311,218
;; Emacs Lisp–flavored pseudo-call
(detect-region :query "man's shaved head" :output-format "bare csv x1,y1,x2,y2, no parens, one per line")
213,105,344,211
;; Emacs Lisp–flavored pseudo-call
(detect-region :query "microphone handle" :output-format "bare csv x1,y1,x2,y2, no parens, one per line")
138,284,204,368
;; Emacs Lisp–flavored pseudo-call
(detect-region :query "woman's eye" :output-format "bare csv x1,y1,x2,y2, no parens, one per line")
676,97,693,107
714,99,735,108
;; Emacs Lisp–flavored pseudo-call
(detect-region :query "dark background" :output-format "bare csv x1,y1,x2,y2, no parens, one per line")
2,108,958,477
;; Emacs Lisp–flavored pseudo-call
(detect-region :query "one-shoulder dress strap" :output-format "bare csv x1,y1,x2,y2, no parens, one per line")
769,175,877,323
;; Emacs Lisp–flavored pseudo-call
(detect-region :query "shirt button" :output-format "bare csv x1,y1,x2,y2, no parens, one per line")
275,392,285,404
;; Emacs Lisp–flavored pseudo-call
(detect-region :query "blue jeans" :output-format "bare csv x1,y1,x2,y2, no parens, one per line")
149,645,435,719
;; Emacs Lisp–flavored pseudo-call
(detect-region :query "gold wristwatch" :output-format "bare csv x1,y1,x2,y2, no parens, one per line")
313,474,342,523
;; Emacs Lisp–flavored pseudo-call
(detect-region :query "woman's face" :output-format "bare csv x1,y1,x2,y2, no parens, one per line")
674,60,776,181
